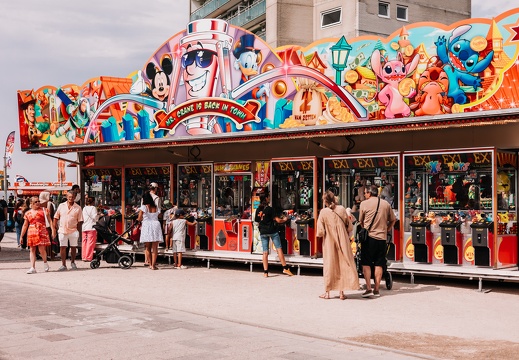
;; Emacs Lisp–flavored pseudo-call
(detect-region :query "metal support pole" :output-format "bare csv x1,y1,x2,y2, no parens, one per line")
207,259,210,269
250,263,253,272
3,154,7,201
475,277,492,293
410,272,415,284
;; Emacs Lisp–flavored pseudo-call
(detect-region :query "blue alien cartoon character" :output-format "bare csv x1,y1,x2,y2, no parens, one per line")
435,25,494,105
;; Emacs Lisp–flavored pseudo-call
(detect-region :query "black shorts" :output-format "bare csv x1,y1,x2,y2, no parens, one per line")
360,236,387,267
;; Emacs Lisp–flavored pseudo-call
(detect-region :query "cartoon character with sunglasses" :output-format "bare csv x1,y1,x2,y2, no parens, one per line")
177,19,234,135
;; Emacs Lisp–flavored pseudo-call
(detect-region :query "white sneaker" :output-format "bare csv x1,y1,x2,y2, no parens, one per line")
177,265,187,269
27,267,37,274
44,263,50,272
70,262,77,270
57,265,67,272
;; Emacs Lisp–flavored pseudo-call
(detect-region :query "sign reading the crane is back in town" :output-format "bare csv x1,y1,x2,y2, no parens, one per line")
17,9,519,151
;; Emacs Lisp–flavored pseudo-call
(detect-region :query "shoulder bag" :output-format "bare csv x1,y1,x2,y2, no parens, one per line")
357,198,380,243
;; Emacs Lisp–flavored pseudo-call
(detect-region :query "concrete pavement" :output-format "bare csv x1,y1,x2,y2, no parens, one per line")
1,232,518,359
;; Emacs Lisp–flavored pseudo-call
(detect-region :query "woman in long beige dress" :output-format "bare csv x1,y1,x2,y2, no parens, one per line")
316,190,359,299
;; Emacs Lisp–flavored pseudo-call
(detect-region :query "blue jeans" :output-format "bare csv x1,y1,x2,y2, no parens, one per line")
15,223,21,246
260,232,282,252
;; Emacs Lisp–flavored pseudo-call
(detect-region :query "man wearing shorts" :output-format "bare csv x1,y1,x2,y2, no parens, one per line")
255,194,293,278
54,191,83,271
359,185,396,297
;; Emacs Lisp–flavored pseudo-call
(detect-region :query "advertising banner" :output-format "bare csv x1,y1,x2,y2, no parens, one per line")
5,131,15,168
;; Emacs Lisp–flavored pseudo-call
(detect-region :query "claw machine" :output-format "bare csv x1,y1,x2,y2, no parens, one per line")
271,157,320,256
323,153,400,260
402,148,518,268
177,163,213,250
213,162,253,252
83,167,123,234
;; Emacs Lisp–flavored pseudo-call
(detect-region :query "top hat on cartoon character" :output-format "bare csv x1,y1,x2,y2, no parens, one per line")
18,90,36,110
180,19,232,47
233,34,261,59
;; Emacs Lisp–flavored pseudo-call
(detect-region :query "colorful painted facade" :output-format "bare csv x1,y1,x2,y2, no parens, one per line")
17,9,519,151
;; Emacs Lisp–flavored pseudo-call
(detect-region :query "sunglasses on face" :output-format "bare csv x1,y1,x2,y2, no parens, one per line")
181,49,217,69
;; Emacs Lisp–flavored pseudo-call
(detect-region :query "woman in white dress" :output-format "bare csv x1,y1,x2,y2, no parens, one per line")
137,192,163,270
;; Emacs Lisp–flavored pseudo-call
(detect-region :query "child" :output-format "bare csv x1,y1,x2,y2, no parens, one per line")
171,209,196,269
162,201,177,251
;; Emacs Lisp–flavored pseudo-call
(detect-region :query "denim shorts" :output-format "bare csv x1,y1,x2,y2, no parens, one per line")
260,232,282,252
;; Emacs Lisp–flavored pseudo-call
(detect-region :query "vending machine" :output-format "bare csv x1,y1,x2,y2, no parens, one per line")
323,153,400,260
271,157,320,256
177,163,213,250
213,162,253,252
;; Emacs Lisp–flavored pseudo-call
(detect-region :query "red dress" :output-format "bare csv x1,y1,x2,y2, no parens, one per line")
25,209,50,247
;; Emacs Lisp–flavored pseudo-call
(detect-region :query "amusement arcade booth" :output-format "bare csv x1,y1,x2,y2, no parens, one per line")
213,162,253,253
402,148,517,268
177,163,213,250
323,153,401,260
271,157,320,256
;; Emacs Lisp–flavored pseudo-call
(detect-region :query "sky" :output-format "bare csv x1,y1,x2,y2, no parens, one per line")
0,0,517,187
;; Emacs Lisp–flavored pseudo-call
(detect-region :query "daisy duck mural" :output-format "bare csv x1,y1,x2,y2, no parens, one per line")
17,9,519,150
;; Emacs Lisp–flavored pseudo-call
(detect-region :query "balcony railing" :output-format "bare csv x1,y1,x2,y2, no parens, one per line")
227,0,266,28
190,0,231,21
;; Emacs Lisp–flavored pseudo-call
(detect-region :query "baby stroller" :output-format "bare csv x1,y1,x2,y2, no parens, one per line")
90,211,136,269
353,222,393,290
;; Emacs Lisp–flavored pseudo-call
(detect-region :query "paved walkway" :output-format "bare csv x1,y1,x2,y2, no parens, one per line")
1,232,518,359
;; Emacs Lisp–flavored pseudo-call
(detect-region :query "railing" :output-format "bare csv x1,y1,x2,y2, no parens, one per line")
190,0,231,21
227,0,266,27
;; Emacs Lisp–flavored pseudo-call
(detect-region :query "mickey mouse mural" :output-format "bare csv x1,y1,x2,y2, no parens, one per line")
130,57,173,104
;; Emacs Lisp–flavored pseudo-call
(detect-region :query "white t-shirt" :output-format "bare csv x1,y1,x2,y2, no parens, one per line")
171,218,187,241
82,205,98,231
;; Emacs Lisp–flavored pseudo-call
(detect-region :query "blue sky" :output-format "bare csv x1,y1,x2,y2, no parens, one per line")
0,1,516,187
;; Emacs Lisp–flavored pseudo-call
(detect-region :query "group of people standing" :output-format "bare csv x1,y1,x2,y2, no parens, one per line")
316,185,396,299
16,181,395,292
15,187,98,274
136,182,194,270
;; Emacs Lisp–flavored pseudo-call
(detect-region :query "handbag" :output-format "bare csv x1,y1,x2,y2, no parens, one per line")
358,198,380,243
43,208,50,228
130,222,141,242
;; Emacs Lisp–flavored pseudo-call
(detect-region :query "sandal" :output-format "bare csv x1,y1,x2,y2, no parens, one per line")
340,292,347,300
319,292,330,299
151,265,159,270
143,263,150,267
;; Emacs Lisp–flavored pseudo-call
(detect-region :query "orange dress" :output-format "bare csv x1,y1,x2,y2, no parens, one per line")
25,209,50,247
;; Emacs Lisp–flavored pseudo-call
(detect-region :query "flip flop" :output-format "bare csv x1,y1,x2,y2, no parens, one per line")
319,292,330,299
340,292,347,300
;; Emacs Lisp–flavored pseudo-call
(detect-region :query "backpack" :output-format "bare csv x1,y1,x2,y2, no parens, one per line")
14,210,23,225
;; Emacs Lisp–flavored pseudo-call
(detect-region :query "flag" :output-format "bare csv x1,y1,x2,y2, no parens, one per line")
58,159,66,183
15,174,28,183
5,131,15,169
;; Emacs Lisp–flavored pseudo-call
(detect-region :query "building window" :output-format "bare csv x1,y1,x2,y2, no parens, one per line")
378,2,389,18
397,5,408,21
321,8,342,28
